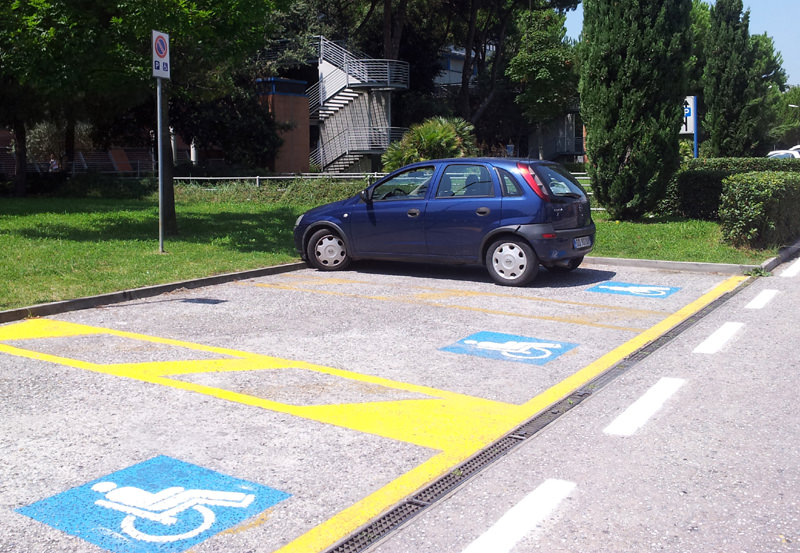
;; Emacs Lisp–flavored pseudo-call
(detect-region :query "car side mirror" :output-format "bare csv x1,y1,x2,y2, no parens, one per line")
359,188,373,203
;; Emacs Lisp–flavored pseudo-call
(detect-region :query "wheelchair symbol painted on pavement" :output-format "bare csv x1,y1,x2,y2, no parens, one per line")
442,331,578,365
16,456,290,553
91,481,255,543
587,281,680,298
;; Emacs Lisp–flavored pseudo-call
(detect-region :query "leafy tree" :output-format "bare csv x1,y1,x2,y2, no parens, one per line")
772,87,800,148
171,74,284,169
580,0,692,220
702,0,749,157
450,0,579,124
381,116,478,171
686,0,710,96
747,33,787,154
506,8,577,159
2,0,286,233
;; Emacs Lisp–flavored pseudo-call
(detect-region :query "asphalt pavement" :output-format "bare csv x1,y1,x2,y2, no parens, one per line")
1,249,798,553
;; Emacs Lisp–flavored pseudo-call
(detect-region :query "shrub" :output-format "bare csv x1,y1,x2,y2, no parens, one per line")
381,117,478,172
661,157,800,220
719,171,800,247
59,174,157,198
562,162,587,173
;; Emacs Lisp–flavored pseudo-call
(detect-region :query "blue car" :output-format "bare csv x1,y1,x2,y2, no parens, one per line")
293,158,595,286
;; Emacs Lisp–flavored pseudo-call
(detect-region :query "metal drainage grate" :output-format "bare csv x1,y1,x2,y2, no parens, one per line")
324,277,752,553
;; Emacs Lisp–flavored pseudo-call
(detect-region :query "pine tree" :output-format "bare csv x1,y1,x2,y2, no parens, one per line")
579,0,692,220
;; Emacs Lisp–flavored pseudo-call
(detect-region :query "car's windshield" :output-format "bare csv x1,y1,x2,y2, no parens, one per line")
531,164,586,198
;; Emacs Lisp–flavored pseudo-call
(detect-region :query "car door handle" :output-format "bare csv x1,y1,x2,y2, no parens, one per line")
407,208,421,217
476,207,491,216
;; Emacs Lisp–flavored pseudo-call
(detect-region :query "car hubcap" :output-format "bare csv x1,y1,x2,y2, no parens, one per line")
492,243,527,280
315,235,346,266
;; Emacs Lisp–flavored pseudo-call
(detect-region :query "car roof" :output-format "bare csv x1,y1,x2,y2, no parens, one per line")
403,157,559,166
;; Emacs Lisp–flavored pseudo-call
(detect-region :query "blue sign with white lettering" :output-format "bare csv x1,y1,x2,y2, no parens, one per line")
442,331,578,365
587,281,680,298
16,456,290,553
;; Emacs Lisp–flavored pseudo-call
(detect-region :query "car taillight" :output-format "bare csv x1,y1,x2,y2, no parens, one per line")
517,163,550,201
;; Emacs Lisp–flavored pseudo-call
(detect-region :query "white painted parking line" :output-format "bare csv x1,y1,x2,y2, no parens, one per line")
603,377,686,437
461,479,576,553
745,289,779,310
780,257,800,278
693,321,744,354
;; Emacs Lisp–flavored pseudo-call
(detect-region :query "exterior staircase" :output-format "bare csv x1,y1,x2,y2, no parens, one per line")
309,37,409,172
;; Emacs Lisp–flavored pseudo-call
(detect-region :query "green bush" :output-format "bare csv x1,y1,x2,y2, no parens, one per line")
719,171,800,247
381,117,478,172
173,178,369,207
60,174,157,198
661,157,800,220
562,162,587,173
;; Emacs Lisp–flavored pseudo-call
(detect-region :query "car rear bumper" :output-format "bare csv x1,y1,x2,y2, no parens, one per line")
516,222,596,262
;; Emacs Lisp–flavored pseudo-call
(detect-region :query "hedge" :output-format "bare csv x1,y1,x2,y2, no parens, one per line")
661,157,800,220
719,171,800,248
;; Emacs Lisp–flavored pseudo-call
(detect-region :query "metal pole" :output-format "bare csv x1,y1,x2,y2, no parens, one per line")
156,77,164,253
693,96,699,159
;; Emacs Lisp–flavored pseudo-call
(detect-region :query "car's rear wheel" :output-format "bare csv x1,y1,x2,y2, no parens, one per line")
485,238,538,286
544,256,584,272
307,229,351,271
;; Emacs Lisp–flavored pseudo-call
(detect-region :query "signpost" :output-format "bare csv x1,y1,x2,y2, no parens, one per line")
152,31,170,252
680,95,698,158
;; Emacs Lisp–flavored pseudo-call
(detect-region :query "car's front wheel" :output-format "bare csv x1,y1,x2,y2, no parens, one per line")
306,229,351,271
485,238,538,286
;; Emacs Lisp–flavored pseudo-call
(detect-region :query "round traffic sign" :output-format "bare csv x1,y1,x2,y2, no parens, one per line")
154,35,169,59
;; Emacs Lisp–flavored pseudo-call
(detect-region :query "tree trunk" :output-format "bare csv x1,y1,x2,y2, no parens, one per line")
537,122,544,160
65,116,76,173
382,0,408,60
159,87,178,236
12,118,27,197
458,0,481,119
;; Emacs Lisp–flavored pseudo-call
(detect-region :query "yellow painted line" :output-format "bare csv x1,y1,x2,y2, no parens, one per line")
271,275,749,553
251,274,668,315
520,274,747,412
276,273,667,315
0,274,747,553
247,282,653,332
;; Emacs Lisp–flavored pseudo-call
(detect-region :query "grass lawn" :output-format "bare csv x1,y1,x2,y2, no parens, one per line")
0,183,779,311
590,210,776,264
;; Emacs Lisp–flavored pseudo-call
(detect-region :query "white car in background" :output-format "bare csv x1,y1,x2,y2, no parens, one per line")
767,146,800,158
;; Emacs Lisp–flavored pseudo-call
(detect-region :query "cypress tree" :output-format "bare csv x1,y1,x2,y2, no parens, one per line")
579,0,692,220
702,0,752,156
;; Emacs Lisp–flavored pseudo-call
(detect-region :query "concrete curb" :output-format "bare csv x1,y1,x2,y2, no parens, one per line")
0,262,307,325
585,235,800,276
2,237,799,326
582,256,757,275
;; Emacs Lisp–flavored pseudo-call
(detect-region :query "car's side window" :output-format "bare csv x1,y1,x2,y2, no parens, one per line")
371,166,434,201
435,164,494,198
497,168,523,197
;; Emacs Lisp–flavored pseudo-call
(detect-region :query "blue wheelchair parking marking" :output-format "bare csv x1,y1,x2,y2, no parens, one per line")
16,455,291,553
441,331,578,365
587,281,680,298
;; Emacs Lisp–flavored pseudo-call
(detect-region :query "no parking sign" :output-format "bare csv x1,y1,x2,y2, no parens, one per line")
152,31,170,79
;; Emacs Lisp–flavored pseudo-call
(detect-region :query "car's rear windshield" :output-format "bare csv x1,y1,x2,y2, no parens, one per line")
530,164,586,198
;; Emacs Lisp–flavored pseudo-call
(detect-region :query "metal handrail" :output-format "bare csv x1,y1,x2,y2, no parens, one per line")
312,126,406,170
317,36,409,89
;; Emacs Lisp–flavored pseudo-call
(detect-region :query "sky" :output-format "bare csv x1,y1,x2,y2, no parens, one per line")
565,1,799,86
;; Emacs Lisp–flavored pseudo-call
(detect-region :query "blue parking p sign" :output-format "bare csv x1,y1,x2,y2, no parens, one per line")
16,456,290,553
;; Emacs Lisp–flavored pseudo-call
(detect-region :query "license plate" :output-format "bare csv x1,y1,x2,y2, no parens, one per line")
573,236,592,249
